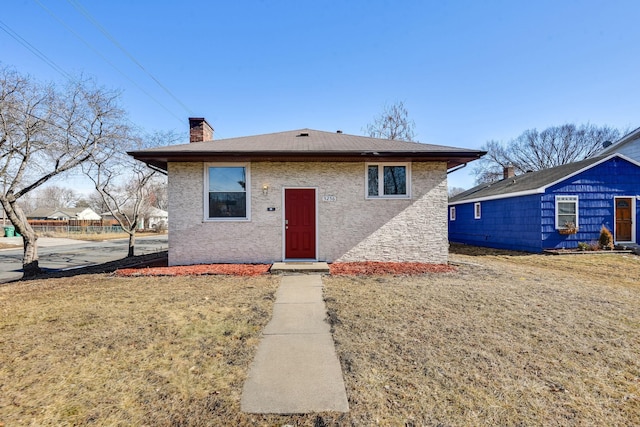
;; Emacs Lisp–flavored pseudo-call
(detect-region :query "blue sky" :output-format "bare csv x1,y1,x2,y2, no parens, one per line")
2,0,640,190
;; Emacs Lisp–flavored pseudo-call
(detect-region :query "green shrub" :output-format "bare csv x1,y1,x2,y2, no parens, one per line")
577,241,589,251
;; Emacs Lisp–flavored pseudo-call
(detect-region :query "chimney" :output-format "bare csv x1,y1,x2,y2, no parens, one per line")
503,165,515,179
189,117,214,143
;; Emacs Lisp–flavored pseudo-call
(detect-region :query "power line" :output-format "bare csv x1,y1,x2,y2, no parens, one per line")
33,0,185,126
67,0,194,117
0,19,73,81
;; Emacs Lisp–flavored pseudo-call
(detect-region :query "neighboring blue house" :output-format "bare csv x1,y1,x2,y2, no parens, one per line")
448,153,640,252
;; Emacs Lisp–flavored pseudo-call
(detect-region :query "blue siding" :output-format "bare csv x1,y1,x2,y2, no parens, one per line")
449,157,640,252
543,157,640,249
449,194,543,252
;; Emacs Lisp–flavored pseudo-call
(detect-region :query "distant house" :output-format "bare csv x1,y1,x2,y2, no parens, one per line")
28,207,102,221
138,207,168,230
448,154,640,252
129,118,484,266
100,208,168,230
598,126,640,162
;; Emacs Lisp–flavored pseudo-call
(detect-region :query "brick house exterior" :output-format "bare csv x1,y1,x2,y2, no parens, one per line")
130,118,484,266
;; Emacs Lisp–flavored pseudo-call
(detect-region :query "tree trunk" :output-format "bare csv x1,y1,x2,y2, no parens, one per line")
128,231,136,258
0,196,41,278
22,230,40,277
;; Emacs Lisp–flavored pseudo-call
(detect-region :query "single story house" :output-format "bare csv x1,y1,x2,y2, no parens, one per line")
100,208,167,230
130,118,484,265
598,126,640,162
140,207,168,230
448,153,640,252
28,207,102,221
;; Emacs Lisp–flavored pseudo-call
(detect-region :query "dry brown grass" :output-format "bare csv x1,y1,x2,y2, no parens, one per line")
324,248,640,425
0,242,20,250
39,231,165,241
0,274,300,426
1,248,639,426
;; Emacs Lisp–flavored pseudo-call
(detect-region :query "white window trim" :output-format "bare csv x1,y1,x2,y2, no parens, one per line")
474,202,481,219
203,162,251,222
365,162,411,199
450,206,456,221
555,195,578,229
614,196,636,243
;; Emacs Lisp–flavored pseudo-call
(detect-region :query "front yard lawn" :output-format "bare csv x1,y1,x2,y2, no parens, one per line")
1,247,639,425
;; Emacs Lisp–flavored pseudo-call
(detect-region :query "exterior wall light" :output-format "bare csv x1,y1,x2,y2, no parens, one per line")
262,184,269,195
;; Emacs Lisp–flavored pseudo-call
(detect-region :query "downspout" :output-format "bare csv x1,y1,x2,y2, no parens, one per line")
447,163,467,174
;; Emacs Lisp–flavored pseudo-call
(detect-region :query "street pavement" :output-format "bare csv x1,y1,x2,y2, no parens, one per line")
0,234,168,283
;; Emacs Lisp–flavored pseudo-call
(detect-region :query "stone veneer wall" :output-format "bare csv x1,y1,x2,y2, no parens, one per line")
167,161,448,265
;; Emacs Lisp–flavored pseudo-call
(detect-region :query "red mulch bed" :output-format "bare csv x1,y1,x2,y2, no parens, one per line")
115,261,456,277
116,264,271,277
330,262,456,276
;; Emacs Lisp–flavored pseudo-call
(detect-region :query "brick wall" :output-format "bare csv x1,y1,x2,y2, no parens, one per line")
168,161,448,265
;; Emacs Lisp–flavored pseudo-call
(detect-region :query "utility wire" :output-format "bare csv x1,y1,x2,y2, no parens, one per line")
0,19,73,81
33,0,184,125
67,0,194,116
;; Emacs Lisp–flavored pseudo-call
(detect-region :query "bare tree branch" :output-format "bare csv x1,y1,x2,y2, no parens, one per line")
472,123,623,184
365,101,417,142
0,66,129,277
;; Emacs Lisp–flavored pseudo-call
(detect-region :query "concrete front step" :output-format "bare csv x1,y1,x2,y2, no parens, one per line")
270,262,330,274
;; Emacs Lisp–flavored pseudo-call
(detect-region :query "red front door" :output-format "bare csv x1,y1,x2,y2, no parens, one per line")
285,189,316,259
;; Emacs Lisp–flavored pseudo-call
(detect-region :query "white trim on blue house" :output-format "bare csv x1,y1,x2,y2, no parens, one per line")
449,153,640,206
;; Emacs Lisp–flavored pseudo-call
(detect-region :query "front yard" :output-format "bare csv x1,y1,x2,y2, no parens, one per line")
1,247,639,425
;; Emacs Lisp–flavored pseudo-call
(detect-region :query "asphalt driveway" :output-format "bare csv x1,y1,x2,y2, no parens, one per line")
0,235,168,283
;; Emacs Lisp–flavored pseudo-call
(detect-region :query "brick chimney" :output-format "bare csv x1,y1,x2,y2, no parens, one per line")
189,117,214,143
503,165,515,179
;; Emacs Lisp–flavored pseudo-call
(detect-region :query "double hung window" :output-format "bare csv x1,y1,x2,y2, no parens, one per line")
555,196,578,229
206,163,250,220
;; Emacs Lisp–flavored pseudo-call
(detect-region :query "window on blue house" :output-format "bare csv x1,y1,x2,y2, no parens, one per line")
474,202,481,219
556,196,578,229
450,206,456,221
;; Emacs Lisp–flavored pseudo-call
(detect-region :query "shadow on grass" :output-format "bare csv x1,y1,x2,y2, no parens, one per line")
18,251,168,282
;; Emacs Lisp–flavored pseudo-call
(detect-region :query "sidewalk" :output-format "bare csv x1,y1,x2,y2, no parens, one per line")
0,236,90,249
241,274,349,414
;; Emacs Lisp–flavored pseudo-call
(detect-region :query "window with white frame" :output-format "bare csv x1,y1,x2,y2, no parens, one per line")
205,163,250,220
366,163,410,198
474,202,481,219
450,206,456,221
556,195,578,229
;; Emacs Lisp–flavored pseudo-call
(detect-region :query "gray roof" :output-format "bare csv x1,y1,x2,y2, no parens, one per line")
599,126,640,155
129,128,485,171
27,207,91,218
449,154,629,204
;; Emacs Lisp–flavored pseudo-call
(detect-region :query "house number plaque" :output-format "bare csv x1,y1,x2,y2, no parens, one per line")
322,195,337,202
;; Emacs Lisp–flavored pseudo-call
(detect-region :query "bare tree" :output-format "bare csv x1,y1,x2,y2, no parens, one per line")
365,101,417,141
84,130,174,257
448,186,467,198
472,123,623,184
0,67,128,277
33,185,79,209
145,176,168,210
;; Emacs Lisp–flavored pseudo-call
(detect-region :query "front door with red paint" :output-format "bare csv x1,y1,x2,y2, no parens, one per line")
285,189,316,259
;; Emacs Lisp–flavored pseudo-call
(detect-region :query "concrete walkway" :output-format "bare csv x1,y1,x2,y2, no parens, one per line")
241,274,349,414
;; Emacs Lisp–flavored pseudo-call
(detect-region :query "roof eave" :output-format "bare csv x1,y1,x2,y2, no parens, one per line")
129,150,486,171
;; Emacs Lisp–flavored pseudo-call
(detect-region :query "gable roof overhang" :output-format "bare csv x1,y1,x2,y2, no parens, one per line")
128,128,485,171
598,126,640,156
449,153,640,206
